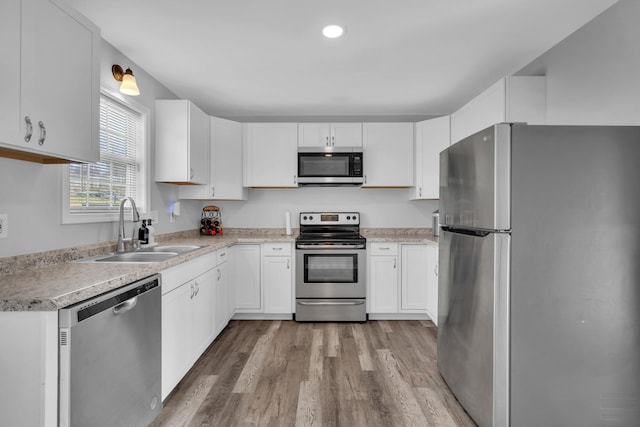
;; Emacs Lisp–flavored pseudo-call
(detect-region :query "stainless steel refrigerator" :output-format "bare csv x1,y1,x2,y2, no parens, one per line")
438,123,640,427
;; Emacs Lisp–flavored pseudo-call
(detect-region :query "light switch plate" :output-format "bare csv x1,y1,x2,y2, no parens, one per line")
0,214,7,239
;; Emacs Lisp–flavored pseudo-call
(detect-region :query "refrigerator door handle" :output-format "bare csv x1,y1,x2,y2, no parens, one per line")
440,226,492,237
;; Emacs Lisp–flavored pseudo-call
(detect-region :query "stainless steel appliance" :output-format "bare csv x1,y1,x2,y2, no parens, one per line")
59,274,162,427
295,212,367,321
438,123,640,427
297,147,363,186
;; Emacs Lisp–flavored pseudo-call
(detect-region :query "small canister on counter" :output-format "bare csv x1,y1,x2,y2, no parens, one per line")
200,205,223,235
432,210,440,236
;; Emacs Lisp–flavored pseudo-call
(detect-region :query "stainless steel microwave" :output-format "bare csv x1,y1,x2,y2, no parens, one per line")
297,147,363,186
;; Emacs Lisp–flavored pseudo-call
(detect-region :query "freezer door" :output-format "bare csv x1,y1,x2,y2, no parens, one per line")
440,124,511,231
438,228,510,427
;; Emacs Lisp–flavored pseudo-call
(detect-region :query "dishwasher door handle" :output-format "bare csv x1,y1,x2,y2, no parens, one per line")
113,296,138,315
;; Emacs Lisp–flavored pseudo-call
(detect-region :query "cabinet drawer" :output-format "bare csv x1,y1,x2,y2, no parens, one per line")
262,243,291,256
369,243,398,256
161,251,217,295
217,247,228,264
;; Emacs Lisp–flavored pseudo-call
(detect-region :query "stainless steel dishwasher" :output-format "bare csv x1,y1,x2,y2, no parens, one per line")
59,274,162,427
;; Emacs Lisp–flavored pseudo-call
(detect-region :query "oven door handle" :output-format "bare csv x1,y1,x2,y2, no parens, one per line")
298,300,365,306
296,244,365,249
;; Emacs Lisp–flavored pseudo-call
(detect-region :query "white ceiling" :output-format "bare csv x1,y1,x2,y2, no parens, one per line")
67,0,618,120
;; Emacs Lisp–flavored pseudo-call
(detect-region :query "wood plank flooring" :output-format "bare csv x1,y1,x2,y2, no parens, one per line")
151,320,476,427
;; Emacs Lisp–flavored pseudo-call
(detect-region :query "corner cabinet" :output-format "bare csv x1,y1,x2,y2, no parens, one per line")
412,116,450,200
179,117,248,200
450,76,546,144
243,123,298,187
298,123,362,147
368,242,438,322
155,100,209,184
230,244,262,313
0,0,100,164
362,123,414,187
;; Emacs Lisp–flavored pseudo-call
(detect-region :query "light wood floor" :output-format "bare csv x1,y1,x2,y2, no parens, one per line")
151,320,476,427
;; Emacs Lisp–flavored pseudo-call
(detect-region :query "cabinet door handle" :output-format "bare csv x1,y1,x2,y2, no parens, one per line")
287,259,290,269
190,283,195,299
419,187,422,197
364,175,367,184
38,121,46,146
273,247,283,251
24,116,33,142
190,168,195,180
326,136,329,146
211,186,215,197
293,175,297,184
331,136,335,146
379,247,390,251
435,264,438,276
393,258,397,269
217,269,222,280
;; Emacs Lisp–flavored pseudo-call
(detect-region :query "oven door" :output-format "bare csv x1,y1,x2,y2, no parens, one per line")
295,248,366,298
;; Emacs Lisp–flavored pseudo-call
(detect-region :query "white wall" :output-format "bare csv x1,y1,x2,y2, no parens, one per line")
212,188,438,229
0,41,203,258
517,0,640,125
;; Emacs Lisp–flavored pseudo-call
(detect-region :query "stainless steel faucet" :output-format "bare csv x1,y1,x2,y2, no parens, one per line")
116,197,141,253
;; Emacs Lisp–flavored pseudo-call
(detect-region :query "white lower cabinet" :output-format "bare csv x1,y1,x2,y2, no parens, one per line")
214,248,230,336
368,242,438,320
400,245,428,312
262,243,293,314
425,244,439,325
368,243,399,313
0,311,58,427
161,252,217,400
162,279,195,400
230,244,262,312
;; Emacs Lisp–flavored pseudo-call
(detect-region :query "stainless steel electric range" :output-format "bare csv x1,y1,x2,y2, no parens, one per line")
295,212,367,322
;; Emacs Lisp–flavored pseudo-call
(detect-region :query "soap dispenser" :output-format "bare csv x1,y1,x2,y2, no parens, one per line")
146,219,156,245
138,219,149,244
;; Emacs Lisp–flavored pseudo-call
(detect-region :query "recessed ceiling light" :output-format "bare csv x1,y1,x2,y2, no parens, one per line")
322,25,344,39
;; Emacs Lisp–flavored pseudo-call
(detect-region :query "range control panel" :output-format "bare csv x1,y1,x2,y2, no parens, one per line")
299,212,360,226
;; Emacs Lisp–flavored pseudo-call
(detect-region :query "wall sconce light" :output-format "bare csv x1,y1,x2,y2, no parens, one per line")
112,65,140,96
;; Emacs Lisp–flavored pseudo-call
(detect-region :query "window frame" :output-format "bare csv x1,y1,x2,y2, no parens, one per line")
62,87,150,224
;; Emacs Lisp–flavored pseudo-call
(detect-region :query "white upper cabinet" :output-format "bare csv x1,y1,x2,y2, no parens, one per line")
155,100,209,184
0,0,100,164
412,116,450,200
450,76,546,144
362,122,414,187
243,123,298,187
298,123,362,147
179,116,248,200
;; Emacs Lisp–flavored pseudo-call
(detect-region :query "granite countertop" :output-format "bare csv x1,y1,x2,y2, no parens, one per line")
0,228,437,312
0,230,295,312
362,228,439,244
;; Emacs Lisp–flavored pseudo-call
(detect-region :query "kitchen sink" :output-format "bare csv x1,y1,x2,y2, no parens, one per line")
139,245,203,254
94,252,179,263
75,245,205,263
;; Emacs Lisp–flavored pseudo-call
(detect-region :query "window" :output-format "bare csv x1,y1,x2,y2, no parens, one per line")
63,90,149,223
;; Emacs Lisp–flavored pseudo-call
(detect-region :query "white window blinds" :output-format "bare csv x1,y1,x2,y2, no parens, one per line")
69,95,143,214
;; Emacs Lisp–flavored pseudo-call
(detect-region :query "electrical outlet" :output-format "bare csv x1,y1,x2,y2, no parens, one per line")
0,214,7,239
